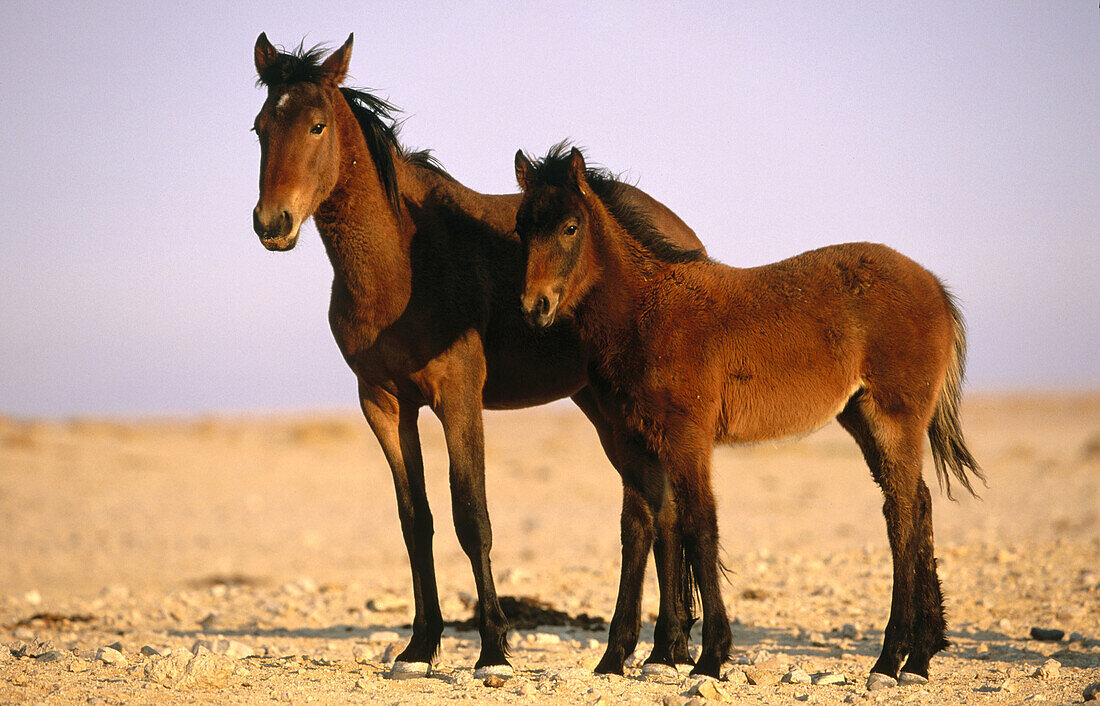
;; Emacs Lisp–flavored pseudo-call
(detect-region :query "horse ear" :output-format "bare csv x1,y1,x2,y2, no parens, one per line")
567,147,590,196
321,33,354,85
515,150,534,192
255,33,279,76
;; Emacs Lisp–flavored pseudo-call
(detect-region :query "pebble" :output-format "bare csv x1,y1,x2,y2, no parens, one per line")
145,650,234,689
96,646,127,666
1029,627,1064,642
140,645,164,657
1032,658,1060,680
352,644,372,664
192,638,254,659
744,668,780,686
1084,681,1100,701
68,658,91,672
354,678,369,689
841,624,861,639
366,596,409,612
723,668,748,685
367,630,401,642
813,671,847,685
690,678,731,702
483,675,507,688
783,668,813,684
35,650,67,663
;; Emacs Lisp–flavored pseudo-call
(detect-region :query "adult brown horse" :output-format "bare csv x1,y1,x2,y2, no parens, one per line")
513,146,984,685
251,35,706,678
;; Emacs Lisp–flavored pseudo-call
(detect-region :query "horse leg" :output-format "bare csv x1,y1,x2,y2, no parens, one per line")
838,399,924,685
594,481,655,675
899,477,948,682
433,378,510,675
665,438,730,678
359,385,442,673
572,389,693,668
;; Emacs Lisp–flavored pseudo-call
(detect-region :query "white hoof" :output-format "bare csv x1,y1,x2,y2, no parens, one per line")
899,672,928,685
867,672,898,691
473,664,514,680
390,661,431,679
640,663,679,680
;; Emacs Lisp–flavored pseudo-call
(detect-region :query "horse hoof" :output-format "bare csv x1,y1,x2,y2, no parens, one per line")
866,672,898,691
640,663,679,681
473,664,514,680
899,672,928,685
390,661,431,679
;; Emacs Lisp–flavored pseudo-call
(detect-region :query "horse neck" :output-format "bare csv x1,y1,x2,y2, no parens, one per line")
312,96,416,315
572,200,655,355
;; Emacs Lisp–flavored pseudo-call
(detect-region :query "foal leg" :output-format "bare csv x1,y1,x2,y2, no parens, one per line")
594,482,656,675
572,389,693,668
665,440,730,678
899,477,948,682
434,381,511,675
359,386,442,674
838,401,926,686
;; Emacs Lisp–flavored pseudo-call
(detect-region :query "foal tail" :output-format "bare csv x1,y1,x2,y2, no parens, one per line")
928,288,986,500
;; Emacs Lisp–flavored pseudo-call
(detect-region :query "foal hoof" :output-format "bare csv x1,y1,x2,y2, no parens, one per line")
899,672,928,686
473,664,514,680
640,663,679,681
866,672,898,691
390,661,431,679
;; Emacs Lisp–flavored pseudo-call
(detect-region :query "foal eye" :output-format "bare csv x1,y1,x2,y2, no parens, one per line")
564,225,578,236
310,123,326,135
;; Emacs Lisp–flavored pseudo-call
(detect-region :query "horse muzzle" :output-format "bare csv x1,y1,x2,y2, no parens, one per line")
521,291,560,329
253,206,299,251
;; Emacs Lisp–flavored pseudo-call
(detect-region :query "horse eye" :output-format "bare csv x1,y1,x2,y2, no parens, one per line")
564,225,578,236
310,123,326,135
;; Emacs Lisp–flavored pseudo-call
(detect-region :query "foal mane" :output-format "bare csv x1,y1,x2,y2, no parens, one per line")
256,42,453,211
523,143,706,265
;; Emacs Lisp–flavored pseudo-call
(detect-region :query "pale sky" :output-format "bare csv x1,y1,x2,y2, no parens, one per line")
1,2,1097,416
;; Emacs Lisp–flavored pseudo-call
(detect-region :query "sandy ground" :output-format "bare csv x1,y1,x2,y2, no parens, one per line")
0,393,1097,704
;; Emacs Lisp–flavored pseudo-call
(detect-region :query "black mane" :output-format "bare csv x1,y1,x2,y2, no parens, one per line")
522,143,705,265
257,43,452,211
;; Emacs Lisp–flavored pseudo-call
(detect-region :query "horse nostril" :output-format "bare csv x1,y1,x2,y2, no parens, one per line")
536,295,550,317
253,207,264,236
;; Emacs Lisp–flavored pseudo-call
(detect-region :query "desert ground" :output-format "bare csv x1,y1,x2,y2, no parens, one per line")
1,393,1097,704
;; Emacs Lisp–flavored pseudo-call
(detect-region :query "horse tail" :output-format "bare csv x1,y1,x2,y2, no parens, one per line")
928,287,986,500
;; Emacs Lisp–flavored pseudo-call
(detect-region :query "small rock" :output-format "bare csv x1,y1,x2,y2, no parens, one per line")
192,638,254,660
813,671,847,685
352,644,372,664
1083,681,1100,701
367,630,401,642
691,679,731,702
721,667,749,684
483,674,507,688
104,641,124,653
744,668,780,686
199,613,234,632
1032,659,1060,680
447,670,474,687
365,596,409,612
381,642,403,663
975,642,990,658
140,645,163,657
783,668,812,684
354,678,369,690
805,631,830,646
96,646,127,666
23,590,42,605
35,650,66,663
1029,627,1064,642
841,624,861,639
68,658,91,673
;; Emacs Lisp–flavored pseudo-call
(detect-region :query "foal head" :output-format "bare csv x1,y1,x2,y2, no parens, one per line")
514,147,603,329
251,33,353,251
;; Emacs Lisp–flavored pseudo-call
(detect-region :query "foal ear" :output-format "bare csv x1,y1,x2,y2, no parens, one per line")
567,147,590,196
321,33,354,85
515,150,534,192
255,32,279,76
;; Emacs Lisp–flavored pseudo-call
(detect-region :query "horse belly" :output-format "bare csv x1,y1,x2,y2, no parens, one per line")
716,375,862,445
